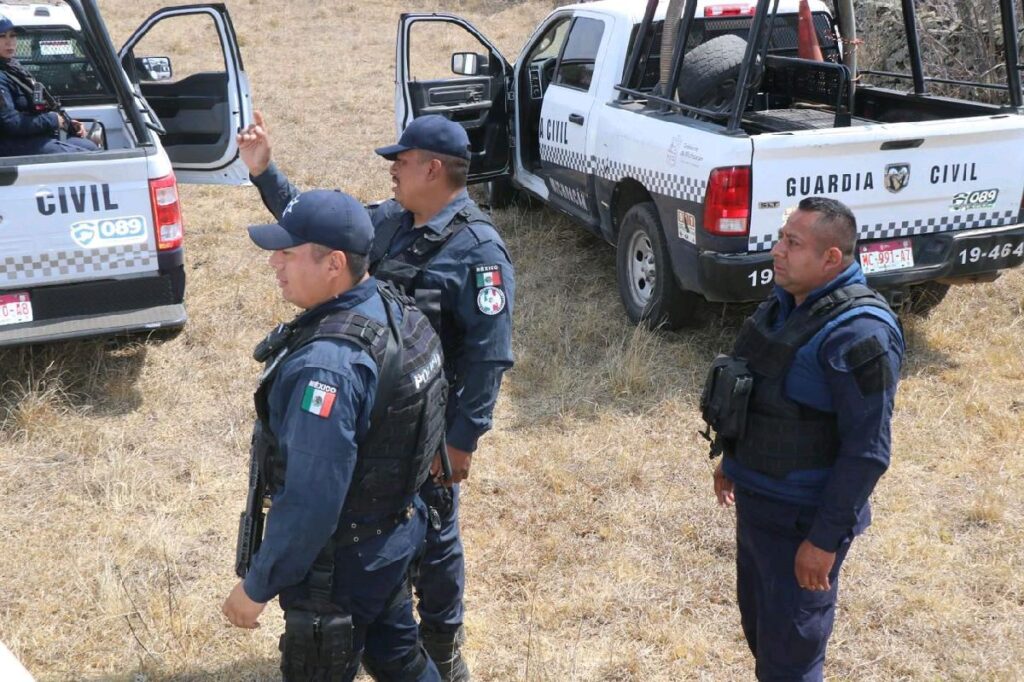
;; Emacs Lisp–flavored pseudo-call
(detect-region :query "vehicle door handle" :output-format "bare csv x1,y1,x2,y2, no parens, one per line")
568,113,585,125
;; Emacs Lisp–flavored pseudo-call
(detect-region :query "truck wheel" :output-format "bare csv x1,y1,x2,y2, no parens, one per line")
677,35,748,111
906,281,950,317
487,177,517,209
616,202,699,329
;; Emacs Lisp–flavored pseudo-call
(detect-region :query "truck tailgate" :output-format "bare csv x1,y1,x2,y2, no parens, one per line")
747,115,1024,252
1,153,158,289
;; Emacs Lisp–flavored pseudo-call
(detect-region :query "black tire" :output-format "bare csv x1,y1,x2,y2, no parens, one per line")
615,202,700,330
486,176,517,209
676,35,748,111
905,281,950,317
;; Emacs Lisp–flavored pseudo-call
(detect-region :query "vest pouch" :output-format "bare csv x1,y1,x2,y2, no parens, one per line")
700,354,753,440
413,288,443,333
280,609,355,678
373,259,421,294
412,376,448,491
252,419,284,493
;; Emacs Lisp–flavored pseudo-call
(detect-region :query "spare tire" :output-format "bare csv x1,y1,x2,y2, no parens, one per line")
677,34,748,112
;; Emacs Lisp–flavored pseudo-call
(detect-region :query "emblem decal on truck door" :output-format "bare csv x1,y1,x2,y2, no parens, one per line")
884,164,911,193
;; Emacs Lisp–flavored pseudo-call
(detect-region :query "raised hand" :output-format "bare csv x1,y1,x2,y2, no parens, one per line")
237,109,272,176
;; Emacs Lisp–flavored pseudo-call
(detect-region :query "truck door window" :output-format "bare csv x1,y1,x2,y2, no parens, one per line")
553,17,605,92
129,14,226,82
522,16,570,100
408,22,493,81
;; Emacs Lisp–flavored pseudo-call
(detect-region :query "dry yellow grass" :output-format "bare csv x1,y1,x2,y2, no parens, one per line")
1,1,1023,680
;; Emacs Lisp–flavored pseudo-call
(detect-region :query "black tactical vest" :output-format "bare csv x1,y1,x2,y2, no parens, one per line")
369,203,492,351
711,283,895,477
253,282,447,516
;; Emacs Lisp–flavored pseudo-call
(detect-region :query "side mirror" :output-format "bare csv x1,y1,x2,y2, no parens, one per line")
451,52,488,77
135,56,172,82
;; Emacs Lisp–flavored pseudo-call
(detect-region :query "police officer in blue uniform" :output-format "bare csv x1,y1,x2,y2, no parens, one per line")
700,197,904,681
237,111,514,681
0,15,97,156
222,189,442,681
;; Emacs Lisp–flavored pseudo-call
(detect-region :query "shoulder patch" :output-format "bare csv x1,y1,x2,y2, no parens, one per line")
473,264,507,315
473,264,503,288
477,286,506,315
843,336,893,396
301,379,337,417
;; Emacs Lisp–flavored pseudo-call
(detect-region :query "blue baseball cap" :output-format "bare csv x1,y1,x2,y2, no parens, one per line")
0,15,16,33
375,115,472,161
247,190,374,255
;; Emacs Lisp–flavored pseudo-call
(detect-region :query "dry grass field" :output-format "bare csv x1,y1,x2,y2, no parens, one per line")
2,0,1023,680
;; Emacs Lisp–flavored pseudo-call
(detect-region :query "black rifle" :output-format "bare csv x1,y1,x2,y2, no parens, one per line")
235,420,272,578
30,79,78,136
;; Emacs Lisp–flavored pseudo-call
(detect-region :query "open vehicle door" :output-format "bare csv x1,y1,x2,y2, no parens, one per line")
119,4,252,184
396,13,512,183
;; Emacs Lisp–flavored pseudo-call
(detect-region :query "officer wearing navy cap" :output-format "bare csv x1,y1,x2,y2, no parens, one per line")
222,189,442,681
238,111,514,681
701,197,904,681
0,14,97,156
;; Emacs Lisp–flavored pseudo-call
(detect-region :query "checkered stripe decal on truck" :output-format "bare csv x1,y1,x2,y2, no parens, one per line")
539,143,707,204
539,143,594,174
0,244,155,283
747,210,1020,252
600,159,706,204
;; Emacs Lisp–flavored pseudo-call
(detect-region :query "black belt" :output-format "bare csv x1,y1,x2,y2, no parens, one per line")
335,504,415,547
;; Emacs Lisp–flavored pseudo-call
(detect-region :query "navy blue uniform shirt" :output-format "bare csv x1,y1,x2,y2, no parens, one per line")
252,162,514,453
0,63,60,138
243,277,424,606
723,262,904,552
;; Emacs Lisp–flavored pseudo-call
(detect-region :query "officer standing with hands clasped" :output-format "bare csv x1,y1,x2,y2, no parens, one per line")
237,110,514,681
700,197,904,681
222,189,444,681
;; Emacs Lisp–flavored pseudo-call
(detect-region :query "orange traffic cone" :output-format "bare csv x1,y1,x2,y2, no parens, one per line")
797,0,824,61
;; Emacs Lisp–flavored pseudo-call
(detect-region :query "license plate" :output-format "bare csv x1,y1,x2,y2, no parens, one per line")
0,292,33,326
859,239,914,274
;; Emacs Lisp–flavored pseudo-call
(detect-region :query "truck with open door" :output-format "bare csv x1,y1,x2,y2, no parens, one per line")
0,0,252,346
394,0,1024,328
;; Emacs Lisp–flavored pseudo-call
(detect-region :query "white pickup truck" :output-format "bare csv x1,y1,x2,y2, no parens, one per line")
0,0,252,346
394,0,1024,328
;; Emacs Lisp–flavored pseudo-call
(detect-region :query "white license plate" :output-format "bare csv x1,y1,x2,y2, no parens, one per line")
0,292,33,326
859,239,914,274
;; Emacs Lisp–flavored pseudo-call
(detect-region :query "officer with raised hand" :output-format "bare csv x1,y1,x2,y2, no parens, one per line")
700,197,904,681
0,15,97,156
238,111,514,681
222,189,443,681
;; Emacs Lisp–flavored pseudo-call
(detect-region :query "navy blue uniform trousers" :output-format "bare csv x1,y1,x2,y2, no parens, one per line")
0,135,96,156
735,488,853,682
415,480,465,629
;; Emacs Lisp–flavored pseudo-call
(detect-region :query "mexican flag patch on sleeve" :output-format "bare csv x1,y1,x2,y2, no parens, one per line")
301,380,337,418
474,265,502,288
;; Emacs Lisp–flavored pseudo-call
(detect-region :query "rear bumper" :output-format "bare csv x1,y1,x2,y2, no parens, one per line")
0,304,185,347
0,274,185,347
696,221,1024,302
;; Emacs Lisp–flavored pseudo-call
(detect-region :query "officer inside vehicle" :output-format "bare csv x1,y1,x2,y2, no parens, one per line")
237,111,515,682
0,14,97,156
702,197,904,681
221,189,443,681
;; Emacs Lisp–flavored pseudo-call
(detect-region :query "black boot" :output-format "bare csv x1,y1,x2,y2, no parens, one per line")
420,624,470,682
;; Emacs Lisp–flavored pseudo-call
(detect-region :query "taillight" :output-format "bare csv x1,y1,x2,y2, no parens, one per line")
704,166,751,236
705,3,756,17
149,173,183,251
